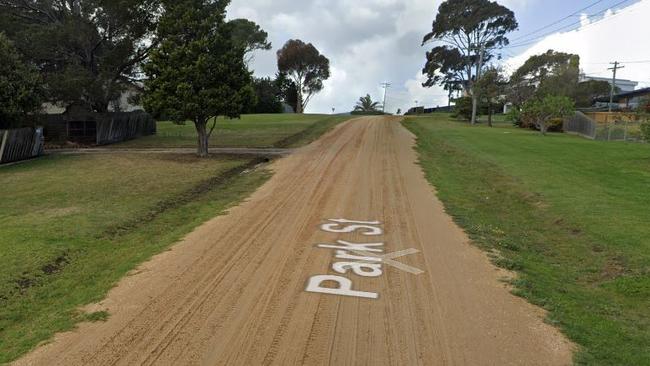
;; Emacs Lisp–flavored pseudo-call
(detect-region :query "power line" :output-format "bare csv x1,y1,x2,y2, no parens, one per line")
510,0,606,42
505,0,634,49
507,0,633,48
583,59,650,65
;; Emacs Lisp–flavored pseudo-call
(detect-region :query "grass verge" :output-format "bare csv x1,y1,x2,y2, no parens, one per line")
0,153,271,363
403,115,649,365
114,114,352,149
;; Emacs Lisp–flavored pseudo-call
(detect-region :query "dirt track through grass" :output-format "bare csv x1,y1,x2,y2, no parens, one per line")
16,116,572,365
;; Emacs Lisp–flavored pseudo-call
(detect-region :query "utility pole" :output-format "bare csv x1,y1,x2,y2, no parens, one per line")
608,61,624,112
381,82,391,113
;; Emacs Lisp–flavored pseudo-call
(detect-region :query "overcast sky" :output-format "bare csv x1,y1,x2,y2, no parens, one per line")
227,0,650,114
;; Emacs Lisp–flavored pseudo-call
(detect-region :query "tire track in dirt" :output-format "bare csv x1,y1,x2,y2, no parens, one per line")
14,116,573,366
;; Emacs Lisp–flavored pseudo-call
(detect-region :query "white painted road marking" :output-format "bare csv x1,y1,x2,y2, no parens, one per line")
306,219,424,299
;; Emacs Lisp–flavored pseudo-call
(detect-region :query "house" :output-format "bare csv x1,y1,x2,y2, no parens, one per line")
594,87,650,110
579,74,639,92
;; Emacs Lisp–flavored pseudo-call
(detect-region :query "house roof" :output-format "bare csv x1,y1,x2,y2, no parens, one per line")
595,87,650,102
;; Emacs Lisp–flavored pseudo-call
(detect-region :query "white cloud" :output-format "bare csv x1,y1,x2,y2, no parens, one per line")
229,0,440,114
228,0,650,114
503,0,650,88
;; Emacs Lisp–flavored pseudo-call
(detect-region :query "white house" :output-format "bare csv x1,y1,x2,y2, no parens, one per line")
579,74,638,92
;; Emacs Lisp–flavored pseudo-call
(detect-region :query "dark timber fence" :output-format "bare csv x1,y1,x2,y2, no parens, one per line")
97,111,156,145
0,127,44,164
40,109,156,145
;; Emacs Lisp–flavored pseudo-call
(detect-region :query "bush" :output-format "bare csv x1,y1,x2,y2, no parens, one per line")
507,107,522,127
452,96,473,121
641,122,650,142
0,33,43,128
520,95,574,135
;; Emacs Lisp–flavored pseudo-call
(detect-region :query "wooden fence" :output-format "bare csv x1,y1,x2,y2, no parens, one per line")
40,110,156,145
0,127,44,164
97,111,156,145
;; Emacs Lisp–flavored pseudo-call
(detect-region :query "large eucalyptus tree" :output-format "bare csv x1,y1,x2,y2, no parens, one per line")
422,0,517,124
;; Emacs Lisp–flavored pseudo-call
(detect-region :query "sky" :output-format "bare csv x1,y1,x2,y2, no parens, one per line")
227,0,650,114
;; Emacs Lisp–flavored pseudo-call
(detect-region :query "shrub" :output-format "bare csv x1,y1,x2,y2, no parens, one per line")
507,107,522,127
0,33,43,128
452,96,473,121
641,122,650,142
520,95,574,135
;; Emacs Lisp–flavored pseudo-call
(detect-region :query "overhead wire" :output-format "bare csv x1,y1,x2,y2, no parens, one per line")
505,0,635,49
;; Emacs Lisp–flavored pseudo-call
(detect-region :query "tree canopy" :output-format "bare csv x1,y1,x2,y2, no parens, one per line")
0,0,161,112
0,33,43,128
246,77,283,114
229,18,271,65
574,80,614,108
474,66,507,126
510,50,580,101
277,39,330,114
507,50,616,112
275,72,298,113
353,94,382,113
422,0,517,124
143,0,253,157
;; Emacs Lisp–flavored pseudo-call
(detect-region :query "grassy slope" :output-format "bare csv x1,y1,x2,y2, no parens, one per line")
115,114,352,148
0,154,271,362
404,115,649,366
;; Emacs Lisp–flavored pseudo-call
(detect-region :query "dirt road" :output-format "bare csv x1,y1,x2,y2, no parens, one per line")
16,116,573,365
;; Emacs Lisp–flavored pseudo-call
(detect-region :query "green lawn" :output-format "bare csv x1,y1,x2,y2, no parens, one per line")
404,115,650,365
0,153,271,363
115,113,352,148
0,113,354,362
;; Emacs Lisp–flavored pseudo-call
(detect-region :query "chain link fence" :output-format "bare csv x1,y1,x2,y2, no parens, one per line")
564,111,649,142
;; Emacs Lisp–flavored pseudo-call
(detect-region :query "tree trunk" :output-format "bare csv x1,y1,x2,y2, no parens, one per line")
539,120,547,135
487,102,493,127
296,92,303,114
471,94,478,125
471,45,485,126
195,119,209,157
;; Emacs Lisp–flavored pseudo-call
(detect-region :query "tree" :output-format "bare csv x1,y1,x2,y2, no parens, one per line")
0,0,161,112
275,72,298,112
353,94,382,113
247,77,283,114
509,50,580,103
574,80,614,108
520,95,574,135
0,33,43,128
474,66,507,127
229,18,271,65
277,39,330,114
143,0,253,157
422,0,517,125
422,47,467,94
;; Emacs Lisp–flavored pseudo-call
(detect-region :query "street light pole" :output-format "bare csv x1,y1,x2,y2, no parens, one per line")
381,82,391,114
